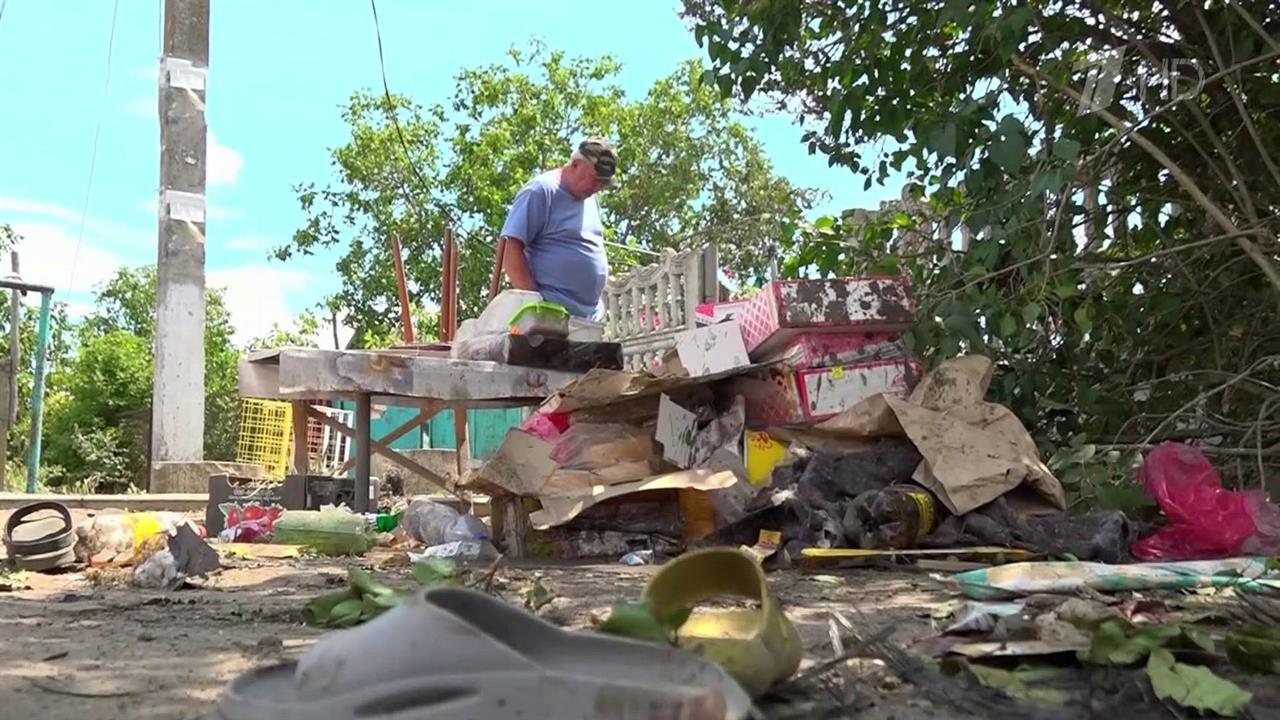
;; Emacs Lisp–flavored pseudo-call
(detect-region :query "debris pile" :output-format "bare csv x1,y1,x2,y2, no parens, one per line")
465,276,935,561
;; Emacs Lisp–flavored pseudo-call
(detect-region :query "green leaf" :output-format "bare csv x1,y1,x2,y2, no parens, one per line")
928,122,958,158
1083,619,1182,665
1053,138,1081,163
998,313,1018,339
597,601,671,644
663,604,693,632
349,567,396,598
1093,483,1156,513
1053,280,1078,299
329,598,367,627
412,559,459,587
814,215,836,230
303,589,361,627
1021,302,1042,324
990,117,1027,173
1184,627,1215,653
524,578,557,612
715,73,734,98
1226,625,1280,675
964,662,1069,705
1073,305,1093,335
0,569,30,592
1147,648,1252,717
1005,5,1035,31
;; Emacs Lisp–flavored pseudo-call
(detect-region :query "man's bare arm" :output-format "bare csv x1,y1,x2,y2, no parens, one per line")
500,237,537,291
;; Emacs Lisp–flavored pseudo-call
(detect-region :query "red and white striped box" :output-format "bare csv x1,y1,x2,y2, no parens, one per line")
761,331,907,371
738,277,916,358
735,357,923,425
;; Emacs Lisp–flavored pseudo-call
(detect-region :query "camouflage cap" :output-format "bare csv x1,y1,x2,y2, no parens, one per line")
577,138,618,185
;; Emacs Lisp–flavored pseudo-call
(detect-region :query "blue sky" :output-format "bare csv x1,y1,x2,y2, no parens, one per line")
0,1,901,345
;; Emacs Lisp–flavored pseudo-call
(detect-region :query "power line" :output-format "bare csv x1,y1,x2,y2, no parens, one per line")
368,0,441,226
68,0,121,294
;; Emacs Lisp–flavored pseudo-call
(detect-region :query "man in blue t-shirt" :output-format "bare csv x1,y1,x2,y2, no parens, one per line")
498,138,618,320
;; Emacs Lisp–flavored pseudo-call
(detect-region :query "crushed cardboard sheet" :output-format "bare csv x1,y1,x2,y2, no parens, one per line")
537,360,778,415
528,469,739,529
786,355,1065,516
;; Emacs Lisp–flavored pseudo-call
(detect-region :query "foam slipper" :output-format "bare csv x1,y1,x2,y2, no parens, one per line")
218,585,750,720
644,547,802,697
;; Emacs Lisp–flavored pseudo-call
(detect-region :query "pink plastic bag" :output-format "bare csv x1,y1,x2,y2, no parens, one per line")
1131,443,1280,560
520,412,570,442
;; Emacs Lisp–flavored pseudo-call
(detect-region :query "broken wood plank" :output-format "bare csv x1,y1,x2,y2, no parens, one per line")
335,403,439,475
302,404,454,496
275,348,581,401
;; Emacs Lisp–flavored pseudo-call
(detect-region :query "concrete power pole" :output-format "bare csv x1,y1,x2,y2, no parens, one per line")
151,0,209,487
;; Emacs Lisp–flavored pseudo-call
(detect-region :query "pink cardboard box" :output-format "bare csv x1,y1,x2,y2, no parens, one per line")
739,277,915,358
735,357,923,425
761,331,907,371
695,300,752,327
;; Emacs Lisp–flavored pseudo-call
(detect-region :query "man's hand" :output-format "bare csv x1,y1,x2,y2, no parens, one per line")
500,237,538,291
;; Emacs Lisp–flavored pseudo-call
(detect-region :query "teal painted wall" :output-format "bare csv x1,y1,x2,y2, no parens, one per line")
427,407,526,460
334,402,427,450
335,401,523,461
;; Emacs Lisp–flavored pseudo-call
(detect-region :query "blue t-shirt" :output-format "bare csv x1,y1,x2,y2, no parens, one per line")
499,170,607,319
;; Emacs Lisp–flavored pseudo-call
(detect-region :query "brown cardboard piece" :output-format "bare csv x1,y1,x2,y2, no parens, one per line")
528,469,739,529
468,429,655,497
807,355,1065,515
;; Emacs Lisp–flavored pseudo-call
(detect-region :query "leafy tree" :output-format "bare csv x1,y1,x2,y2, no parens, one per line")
247,311,323,352
279,42,817,345
684,0,1280,497
41,266,241,490
0,224,75,489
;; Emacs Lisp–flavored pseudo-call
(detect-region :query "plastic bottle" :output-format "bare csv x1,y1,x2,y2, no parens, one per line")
400,498,489,547
842,484,938,549
272,510,371,556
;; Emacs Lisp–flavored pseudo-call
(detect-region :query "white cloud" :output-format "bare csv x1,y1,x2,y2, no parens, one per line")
0,196,150,295
7,221,124,295
208,132,243,186
208,264,310,346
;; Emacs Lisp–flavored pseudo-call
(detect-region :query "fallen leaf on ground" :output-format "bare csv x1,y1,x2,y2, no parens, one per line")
597,600,691,645
961,662,1070,706
0,569,30,591
1147,648,1251,717
1082,619,1182,665
524,578,556,611
411,559,458,587
1226,625,1280,675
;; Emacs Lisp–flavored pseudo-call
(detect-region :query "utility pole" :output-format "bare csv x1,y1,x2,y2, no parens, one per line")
151,0,209,485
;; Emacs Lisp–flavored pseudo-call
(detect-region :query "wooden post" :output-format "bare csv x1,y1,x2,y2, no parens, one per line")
390,233,414,344
452,403,468,485
442,227,457,341
291,401,309,476
354,394,372,513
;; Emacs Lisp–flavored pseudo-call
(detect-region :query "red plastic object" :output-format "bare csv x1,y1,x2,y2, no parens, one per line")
520,412,570,442
219,502,284,543
1131,443,1280,560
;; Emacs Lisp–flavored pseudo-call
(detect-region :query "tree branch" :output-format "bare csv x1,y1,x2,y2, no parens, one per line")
1011,54,1280,308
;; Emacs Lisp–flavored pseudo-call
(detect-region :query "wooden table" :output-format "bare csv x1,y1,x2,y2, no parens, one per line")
238,348,582,512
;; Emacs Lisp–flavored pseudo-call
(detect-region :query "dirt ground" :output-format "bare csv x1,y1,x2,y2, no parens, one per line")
0,509,960,720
